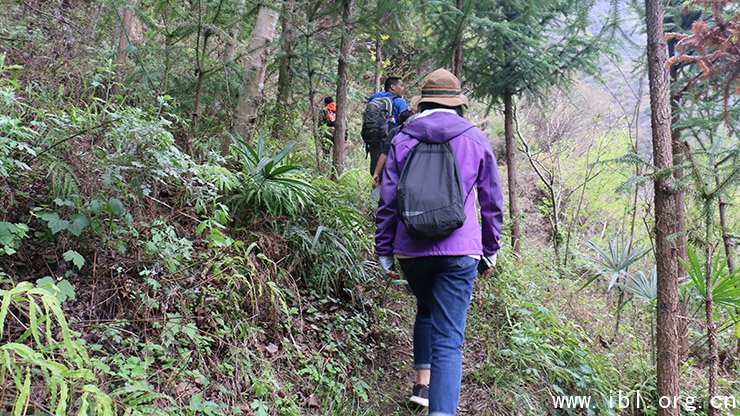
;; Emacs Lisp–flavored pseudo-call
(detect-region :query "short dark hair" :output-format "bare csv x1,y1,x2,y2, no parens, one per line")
323,96,334,105
384,77,402,92
418,101,464,117
398,109,413,125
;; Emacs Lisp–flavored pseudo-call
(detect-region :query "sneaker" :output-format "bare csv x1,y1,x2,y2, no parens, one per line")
409,384,429,407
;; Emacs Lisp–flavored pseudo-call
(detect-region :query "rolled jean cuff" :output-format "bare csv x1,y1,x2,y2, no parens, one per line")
413,363,431,370
429,412,454,416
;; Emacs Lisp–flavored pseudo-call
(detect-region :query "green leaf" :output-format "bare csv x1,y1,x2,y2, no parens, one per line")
57,280,76,301
107,198,125,215
0,222,28,246
67,215,89,237
63,250,85,270
195,221,207,235
41,212,70,234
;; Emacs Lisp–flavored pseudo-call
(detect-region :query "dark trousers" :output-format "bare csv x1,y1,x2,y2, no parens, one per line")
368,141,382,175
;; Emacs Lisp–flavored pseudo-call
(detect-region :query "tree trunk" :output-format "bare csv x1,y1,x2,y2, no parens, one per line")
668,37,690,362
704,213,719,416
374,35,382,92
308,69,323,173
716,179,738,356
451,0,464,78
192,0,208,139
223,0,246,63
331,0,354,180
646,0,681,414
276,0,295,109
504,91,521,254
234,6,280,142
717,194,735,273
113,1,136,95
273,0,296,139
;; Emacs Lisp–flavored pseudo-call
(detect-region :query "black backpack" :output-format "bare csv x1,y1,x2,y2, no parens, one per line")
361,96,394,144
396,137,468,239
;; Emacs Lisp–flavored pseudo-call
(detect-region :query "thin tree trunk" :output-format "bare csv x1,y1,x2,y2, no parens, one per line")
234,6,280,142
717,193,735,273
504,91,521,255
451,0,464,78
309,69,323,173
276,0,295,108
273,0,296,139
374,35,382,92
192,0,207,136
223,0,246,63
332,0,354,180
646,0,681,414
113,1,136,95
704,212,718,416
668,38,690,362
716,179,738,356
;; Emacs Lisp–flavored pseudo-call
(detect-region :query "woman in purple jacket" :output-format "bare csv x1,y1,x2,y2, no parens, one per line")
375,69,504,415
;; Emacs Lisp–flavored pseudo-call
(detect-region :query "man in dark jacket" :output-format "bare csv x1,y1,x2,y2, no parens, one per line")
366,77,409,175
376,69,504,414
372,108,415,188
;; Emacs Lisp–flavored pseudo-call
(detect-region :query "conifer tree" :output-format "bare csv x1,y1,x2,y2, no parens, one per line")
645,0,682,412
449,0,610,255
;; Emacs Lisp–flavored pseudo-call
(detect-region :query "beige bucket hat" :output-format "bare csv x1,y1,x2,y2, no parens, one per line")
412,68,469,108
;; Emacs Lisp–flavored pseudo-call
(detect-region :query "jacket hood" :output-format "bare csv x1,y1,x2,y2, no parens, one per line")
401,111,475,143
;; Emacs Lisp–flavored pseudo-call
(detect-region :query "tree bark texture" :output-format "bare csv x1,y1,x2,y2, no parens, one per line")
234,6,280,142
646,0,681,414
332,0,354,179
504,91,521,254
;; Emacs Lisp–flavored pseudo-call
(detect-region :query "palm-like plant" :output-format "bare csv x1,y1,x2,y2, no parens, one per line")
581,236,650,337
681,245,740,312
228,134,313,219
618,268,658,303
582,236,649,290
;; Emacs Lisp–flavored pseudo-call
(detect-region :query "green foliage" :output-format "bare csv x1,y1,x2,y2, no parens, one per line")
583,236,649,290
284,171,374,296
617,267,657,303
470,251,619,415
681,245,740,312
0,282,114,415
36,276,76,303
0,222,28,256
456,0,613,101
0,53,36,183
227,135,313,219
142,219,193,273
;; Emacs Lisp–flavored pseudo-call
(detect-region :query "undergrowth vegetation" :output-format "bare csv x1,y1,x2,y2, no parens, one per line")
1,0,738,414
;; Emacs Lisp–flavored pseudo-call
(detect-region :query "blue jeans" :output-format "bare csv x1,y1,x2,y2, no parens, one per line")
399,256,477,416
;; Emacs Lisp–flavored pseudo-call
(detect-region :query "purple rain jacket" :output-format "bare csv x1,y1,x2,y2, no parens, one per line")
375,109,504,258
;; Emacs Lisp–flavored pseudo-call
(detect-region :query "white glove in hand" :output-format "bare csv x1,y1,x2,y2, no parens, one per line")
379,256,395,275
482,253,497,269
